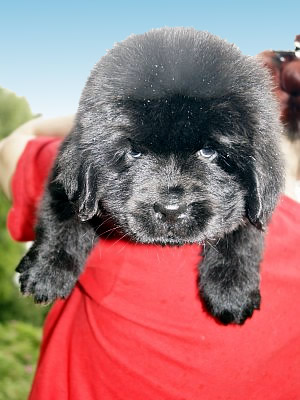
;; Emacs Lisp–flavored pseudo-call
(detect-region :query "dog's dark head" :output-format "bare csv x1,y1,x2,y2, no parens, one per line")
56,28,283,245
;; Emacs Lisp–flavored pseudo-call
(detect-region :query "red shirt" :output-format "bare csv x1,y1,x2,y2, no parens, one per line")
8,137,300,400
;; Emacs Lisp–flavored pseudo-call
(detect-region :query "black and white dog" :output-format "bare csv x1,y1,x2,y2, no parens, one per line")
17,28,283,324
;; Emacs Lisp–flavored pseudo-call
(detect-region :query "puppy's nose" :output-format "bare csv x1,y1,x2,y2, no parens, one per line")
153,202,187,223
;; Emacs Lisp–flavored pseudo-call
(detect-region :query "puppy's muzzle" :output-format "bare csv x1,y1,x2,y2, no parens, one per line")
153,202,188,223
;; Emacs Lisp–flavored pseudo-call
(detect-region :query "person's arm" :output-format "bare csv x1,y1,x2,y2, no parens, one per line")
0,115,74,199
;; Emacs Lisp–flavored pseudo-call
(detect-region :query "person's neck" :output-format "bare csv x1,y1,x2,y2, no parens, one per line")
281,134,300,202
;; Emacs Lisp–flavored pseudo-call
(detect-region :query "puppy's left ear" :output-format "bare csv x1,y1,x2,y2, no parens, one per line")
76,163,100,222
245,152,283,231
54,131,101,222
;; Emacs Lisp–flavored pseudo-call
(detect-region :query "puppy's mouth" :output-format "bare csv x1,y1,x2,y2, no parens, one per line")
125,224,204,246
124,205,210,245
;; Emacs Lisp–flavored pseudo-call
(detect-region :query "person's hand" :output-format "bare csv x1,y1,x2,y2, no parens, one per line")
0,115,75,199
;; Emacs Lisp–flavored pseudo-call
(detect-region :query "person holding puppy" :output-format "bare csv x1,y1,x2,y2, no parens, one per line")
1,50,300,400
1,117,300,400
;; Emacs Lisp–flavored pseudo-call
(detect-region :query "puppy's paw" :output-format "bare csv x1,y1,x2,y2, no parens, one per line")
16,250,79,304
201,288,261,325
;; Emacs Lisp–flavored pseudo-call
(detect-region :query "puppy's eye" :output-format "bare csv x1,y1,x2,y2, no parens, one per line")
197,148,217,160
128,149,142,159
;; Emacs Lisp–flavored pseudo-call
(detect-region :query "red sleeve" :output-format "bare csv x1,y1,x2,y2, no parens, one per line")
7,136,62,242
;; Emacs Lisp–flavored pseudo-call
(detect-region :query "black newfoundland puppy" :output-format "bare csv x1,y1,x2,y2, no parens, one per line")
17,28,283,324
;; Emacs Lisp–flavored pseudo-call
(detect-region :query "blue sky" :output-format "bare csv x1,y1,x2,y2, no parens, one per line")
1,0,299,117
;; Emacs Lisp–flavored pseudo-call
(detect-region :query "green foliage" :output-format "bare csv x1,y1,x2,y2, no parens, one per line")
0,86,48,325
0,321,42,400
0,87,47,399
0,87,34,139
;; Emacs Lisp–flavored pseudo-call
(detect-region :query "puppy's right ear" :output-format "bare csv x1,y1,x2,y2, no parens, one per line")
245,149,283,231
245,169,266,231
54,134,100,222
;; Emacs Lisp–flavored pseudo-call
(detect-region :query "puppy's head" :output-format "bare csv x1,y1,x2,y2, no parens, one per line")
58,28,283,245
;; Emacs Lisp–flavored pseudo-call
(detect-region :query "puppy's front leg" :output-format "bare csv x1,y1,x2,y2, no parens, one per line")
16,184,96,304
199,224,264,325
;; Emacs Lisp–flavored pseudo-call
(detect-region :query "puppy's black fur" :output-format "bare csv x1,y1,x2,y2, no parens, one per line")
17,28,283,324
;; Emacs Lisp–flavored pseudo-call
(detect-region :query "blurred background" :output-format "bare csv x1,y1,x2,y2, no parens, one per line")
0,0,299,399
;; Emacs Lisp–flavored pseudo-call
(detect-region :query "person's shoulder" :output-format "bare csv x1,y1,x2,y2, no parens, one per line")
275,195,300,225
262,194,300,275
